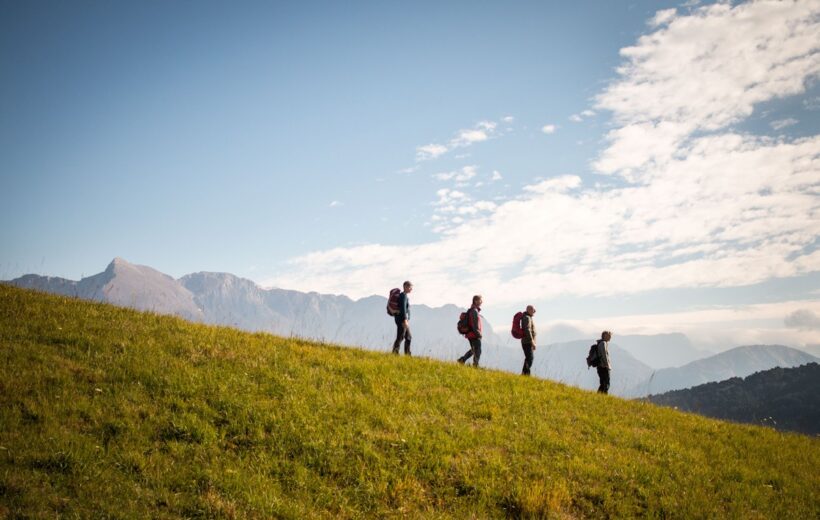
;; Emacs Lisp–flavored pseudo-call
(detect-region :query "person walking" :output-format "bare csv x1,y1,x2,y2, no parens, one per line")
392,281,413,356
457,295,483,366
596,330,612,394
520,305,537,375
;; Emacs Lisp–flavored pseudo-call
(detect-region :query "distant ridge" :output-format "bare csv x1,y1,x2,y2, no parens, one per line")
647,363,820,435
10,258,204,321
629,345,819,397
8,258,506,362
8,258,818,398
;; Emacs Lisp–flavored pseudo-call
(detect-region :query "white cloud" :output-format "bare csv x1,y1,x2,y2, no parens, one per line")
416,143,448,161
397,166,419,174
449,121,497,148
270,1,820,315
491,170,503,181
415,120,502,162
784,309,820,330
329,200,342,207
502,116,515,123
569,110,596,122
541,124,557,134
551,300,820,351
594,1,820,178
451,129,489,146
650,8,677,27
770,118,798,130
434,165,478,183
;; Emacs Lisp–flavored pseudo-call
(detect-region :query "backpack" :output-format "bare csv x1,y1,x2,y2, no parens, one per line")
386,288,401,316
457,311,470,335
511,311,524,339
586,342,600,368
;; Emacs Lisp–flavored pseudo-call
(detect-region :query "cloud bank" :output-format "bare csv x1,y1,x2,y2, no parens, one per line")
271,1,820,311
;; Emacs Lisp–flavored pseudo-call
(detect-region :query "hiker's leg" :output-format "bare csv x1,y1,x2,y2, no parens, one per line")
522,343,533,375
459,342,474,363
470,339,482,367
597,367,610,394
403,325,412,355
392,322,403,354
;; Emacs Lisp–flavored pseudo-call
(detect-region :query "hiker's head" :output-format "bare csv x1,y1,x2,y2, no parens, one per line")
403,281,413,293
526,305,536,316
602,330,612,341
472,295,483,307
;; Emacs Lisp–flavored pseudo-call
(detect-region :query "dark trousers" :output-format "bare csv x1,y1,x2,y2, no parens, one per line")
521,342,534,375
459,338,482,366
392,321,411,355
597,367,610,394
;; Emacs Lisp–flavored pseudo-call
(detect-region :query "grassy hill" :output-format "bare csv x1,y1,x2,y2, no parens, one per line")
1,285,818,519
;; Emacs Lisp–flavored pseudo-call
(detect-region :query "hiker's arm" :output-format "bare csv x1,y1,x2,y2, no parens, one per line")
469,309,482,338
397,293,408,321
523,315,534,343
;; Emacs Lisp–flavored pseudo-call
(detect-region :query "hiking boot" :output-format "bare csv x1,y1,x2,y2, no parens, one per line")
457,357,465,365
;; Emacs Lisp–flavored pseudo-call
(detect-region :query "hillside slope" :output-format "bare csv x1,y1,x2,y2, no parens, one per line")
1,285,818,518
9,257,506,359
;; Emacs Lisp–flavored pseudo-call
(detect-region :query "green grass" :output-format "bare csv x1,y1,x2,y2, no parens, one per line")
0,284,817,519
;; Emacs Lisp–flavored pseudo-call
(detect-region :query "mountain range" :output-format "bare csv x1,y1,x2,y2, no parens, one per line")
631,344,818,397
8,258,818,397
647,363,820,435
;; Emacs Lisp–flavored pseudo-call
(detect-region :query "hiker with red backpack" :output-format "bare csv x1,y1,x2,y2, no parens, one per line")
387,281,413,356
512,305,537,375
457,295,483,366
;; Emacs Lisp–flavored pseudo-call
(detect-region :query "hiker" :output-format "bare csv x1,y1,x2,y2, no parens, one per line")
457,295,483,366
392,281,413,355
520,305,536,375
596,330,612,394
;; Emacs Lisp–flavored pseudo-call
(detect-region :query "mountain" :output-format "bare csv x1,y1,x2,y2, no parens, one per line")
801,344,820,358
2,284,817,518
540,322,587,344
11,257,204,321
613,333,711,369
8,258,507,365
9,259,813,400
630,345,820,397
505,340,654,396
178,270,507,359
647,363,820,435
537,327,708,370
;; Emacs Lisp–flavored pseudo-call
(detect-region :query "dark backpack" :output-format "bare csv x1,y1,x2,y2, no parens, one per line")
457,311,470,335
386,288,401,316
511,311,524,339
586,343,600,368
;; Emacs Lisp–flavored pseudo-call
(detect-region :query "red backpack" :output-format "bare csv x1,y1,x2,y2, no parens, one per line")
386,288,401,316
457,311,470,335
511,311,524,339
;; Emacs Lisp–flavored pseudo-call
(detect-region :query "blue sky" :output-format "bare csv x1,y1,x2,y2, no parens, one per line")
2,1,819,350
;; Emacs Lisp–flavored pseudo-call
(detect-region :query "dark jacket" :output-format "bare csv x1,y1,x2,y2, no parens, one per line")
396,292,410,323
521,313,536,344
596,339,611,369
466,305,482,340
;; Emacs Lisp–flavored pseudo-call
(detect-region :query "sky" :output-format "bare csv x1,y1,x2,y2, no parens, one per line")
1,0,819,351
